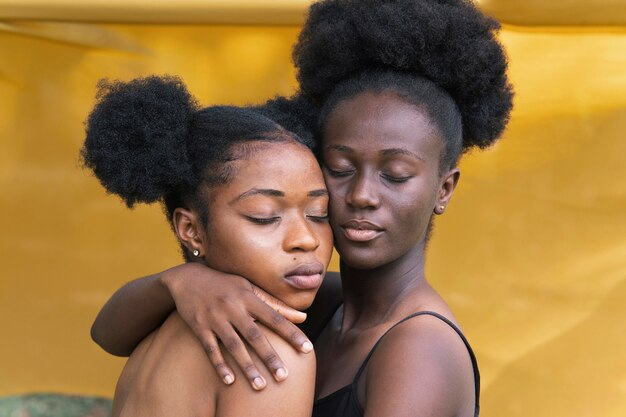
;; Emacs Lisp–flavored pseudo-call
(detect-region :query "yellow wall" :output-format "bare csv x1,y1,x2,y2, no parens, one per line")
1,12,625,417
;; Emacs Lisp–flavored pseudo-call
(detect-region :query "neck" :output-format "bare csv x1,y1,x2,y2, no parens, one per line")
338,241,428,332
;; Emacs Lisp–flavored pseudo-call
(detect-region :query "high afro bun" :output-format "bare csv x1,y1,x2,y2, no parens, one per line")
294,0,514,149
82,75,198,207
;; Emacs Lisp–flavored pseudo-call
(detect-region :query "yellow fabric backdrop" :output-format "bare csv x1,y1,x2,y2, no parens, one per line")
0,3,625,417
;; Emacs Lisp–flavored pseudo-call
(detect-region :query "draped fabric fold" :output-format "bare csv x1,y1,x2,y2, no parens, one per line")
1,0,626,25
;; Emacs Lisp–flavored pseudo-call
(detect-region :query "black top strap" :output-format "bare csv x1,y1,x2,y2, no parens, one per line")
352,311,481,416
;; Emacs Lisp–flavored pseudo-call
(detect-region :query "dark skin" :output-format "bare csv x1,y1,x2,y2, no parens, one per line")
311,92,473,417
111,141,330,417
93,91,476,416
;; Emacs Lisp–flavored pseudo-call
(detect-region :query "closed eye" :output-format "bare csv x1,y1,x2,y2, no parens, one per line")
246,216,280,225
307,214,329,222
381,173,412,183
326,168,354,177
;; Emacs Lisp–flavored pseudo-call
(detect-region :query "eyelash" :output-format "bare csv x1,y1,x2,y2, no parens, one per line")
308,214,329,223
326,168,354,178
329,168,411,184
246,215,329,224
246,216,279,225
381,174,412,183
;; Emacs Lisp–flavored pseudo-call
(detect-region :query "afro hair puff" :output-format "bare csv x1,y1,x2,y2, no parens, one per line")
82,75,198,207
293,0,514,149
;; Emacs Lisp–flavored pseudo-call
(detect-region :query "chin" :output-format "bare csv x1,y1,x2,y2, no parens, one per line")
336,244,389,271
282,291,317,312
341,255,386,271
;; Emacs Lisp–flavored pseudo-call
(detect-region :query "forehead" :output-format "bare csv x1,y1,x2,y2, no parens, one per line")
221,141,324,192
323,92,443,159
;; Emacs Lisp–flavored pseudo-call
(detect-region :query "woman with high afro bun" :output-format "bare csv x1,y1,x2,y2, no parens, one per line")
91,1,513,416
83,75,334,417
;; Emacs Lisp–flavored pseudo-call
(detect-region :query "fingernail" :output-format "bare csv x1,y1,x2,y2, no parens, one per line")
253,377,266,390
276,367,288,380
302,341,314,353
224,374,234,385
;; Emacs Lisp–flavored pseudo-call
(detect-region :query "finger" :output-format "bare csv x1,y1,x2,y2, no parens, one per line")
251,285,307,324
250,297,313,354
235,318,289,382
199,331,235,385
217,325,267,390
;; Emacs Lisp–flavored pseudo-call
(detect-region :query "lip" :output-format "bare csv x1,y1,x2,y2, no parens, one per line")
341,219,384,242
284,262,325,290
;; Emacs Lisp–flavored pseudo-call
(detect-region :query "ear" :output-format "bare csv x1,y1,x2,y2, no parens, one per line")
172,208,205,258
434,167,460,215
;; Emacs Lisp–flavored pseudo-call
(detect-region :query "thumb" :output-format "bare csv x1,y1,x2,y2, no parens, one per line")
251,285,307,324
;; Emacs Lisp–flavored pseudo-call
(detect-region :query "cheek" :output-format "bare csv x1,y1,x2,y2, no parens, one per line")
317,222,335,261
406,175,440,208
328,192,342,214
395,199,427,235
396,192,429,214
205,220,282,278
384,184,437,230
238,232,279,251
326,180,349,214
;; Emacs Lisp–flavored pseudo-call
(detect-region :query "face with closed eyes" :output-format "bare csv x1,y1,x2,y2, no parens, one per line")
200,140,334,310
322,91,458,270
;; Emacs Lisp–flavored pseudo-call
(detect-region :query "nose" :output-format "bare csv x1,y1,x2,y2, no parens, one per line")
283,215,321,253
346,172,380,210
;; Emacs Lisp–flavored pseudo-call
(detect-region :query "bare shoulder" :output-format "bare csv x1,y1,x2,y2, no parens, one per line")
115,312,218,417
116,315,316,417
217,325,316,417
112,329,157,416
361,313,476,417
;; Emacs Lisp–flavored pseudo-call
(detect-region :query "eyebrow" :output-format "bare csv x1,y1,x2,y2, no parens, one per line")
324,144,353,153
380,148,425,161
234,189,284,202
233,188,328,203
325,144,424,161
308,189,329,197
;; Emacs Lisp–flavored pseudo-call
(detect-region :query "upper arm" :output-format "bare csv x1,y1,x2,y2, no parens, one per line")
361,317,475,417
217,327,317,417
299,271,342,340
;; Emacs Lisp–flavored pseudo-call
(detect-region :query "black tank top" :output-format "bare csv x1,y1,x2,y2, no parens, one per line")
312,311,481,417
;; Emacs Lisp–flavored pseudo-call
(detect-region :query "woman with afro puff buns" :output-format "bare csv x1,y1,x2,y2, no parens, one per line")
82,76,334,417
90,1,513,416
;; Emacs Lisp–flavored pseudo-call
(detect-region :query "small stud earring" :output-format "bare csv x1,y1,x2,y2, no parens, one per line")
193,249,200,257
439,205,445,211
